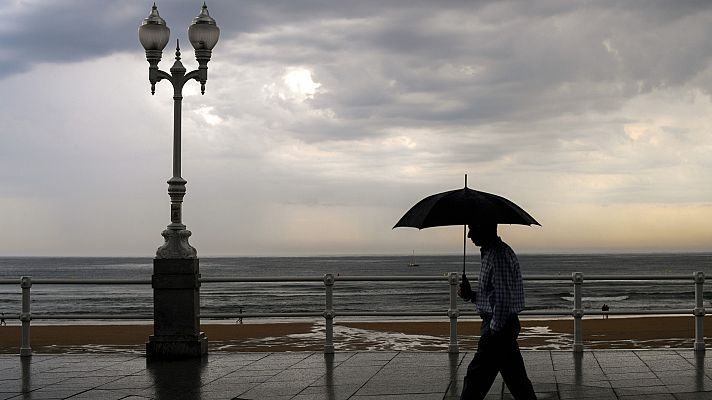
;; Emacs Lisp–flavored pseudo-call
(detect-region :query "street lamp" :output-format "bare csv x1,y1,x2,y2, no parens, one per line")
139,2,219,359
139,2,219,258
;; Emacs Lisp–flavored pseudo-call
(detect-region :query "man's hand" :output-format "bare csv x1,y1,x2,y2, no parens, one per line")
457,284,473,301
458,274,475,302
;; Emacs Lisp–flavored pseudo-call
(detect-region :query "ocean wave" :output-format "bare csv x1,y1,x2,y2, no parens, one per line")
2,255,711,319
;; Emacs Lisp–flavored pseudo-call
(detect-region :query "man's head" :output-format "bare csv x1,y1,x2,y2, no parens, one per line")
467,223,498,247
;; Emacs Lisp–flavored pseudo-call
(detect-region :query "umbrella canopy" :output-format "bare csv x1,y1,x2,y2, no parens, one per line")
393,180,539,277
393,187,540,229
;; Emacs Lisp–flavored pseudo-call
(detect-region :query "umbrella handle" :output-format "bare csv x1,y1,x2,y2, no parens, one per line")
462,174,467,277
462,224,466,276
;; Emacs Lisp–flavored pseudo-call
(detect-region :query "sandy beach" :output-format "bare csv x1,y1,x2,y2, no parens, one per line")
1,316,710,353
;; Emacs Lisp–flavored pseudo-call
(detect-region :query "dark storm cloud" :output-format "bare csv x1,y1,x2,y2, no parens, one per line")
5,1,712,101
207,0,712,144
1,1,141,77
0,0,255,78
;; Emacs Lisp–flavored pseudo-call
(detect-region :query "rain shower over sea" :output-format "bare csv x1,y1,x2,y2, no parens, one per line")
1,253,711,323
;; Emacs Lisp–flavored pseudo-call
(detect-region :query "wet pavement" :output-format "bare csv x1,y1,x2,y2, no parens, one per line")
1,350,712,399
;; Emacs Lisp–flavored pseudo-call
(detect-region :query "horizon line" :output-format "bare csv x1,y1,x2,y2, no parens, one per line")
1,250,711,258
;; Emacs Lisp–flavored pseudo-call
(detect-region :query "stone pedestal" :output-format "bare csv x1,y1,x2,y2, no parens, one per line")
146,258,208,359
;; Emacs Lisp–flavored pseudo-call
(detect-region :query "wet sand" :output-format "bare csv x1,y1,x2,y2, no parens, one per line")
342,316,712,350
1,316,710,353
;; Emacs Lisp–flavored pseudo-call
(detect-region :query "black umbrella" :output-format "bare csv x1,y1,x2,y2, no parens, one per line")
393,175,540,278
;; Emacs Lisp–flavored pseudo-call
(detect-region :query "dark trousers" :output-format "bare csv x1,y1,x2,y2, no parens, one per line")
460,314,536,400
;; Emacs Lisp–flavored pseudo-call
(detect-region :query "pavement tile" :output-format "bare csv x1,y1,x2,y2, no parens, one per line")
655,369,707,378
554,373,610,386
658,375,712,387
239,380,313,398
674,393,712,400
608,377,665,388
4,350,712,398
601,364,653,373
603,370,658,380
647,361,698,372
95,375,156,390
200,377,258,391
7,389,82,399
0,381,21,394
665,384,712,394
355,381,450,396
614,385,673,396
64,389,144,400
636,350,682,358
618,394,675,400
311,366,380,387
290,384,360,400
292,353,352,368
343,352,397,365
528,377,557,386
265,367,325,383
531,383,558,392
596,359,647,369
558,390,618,400
555,378,612,388
532,394,560,400
350,394,443,400
390,352,464,366
117,397,152,400
501,382,558,395
556,384,616,395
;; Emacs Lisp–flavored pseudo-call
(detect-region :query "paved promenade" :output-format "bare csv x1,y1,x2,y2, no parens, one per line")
1,350,712,399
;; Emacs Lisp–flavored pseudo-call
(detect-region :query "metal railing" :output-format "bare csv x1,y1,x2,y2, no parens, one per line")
0,277,152,357
0,272,706,356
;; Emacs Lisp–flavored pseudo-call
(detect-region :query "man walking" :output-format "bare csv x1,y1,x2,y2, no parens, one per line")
458,223,536,400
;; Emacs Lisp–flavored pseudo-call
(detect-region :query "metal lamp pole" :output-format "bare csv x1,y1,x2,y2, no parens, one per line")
138,2,219,359
139,2,219,258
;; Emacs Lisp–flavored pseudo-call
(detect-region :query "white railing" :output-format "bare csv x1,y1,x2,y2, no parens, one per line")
0,272,706,356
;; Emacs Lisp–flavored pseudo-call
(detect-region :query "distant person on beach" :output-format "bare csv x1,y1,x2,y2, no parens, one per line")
602,304,609,319
0,313,5,326
458,223,536,400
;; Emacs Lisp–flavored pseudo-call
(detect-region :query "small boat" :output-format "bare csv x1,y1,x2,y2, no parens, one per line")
408,250,419,267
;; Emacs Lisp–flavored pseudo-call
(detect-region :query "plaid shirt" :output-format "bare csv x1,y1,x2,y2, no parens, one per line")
475,237,526,331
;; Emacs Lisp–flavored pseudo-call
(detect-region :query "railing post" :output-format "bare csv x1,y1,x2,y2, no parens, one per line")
323,273,335,354
20,276,32,357
694,271,705,352
447,272,459,354
572,272,584,353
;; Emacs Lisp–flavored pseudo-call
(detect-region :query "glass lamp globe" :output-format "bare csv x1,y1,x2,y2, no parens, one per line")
139,3,170,51
188,3,220,50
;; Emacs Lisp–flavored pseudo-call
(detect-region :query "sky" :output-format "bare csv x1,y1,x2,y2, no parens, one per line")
1,0,711,257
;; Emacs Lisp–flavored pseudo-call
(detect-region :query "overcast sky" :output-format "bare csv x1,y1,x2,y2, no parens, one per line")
1,0,711,256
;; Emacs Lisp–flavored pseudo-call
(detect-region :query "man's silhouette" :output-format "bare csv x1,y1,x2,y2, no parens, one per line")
458,223,536,400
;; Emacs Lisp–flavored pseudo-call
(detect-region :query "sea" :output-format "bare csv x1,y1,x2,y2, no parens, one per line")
1,253,711,324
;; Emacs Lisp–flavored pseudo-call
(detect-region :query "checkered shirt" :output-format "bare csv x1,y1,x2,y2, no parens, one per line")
475,237,526,331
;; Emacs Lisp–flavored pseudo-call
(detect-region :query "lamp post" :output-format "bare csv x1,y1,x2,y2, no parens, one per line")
139,2,219,359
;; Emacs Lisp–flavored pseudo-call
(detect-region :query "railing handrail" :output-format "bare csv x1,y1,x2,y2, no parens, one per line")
30,314,154,320
0,274,701,285
0,279,150,285
201,274,699,283
2,271,706,356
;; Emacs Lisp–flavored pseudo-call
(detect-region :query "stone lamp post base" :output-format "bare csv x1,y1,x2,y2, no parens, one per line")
147,333,208,360
146,258,207,359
